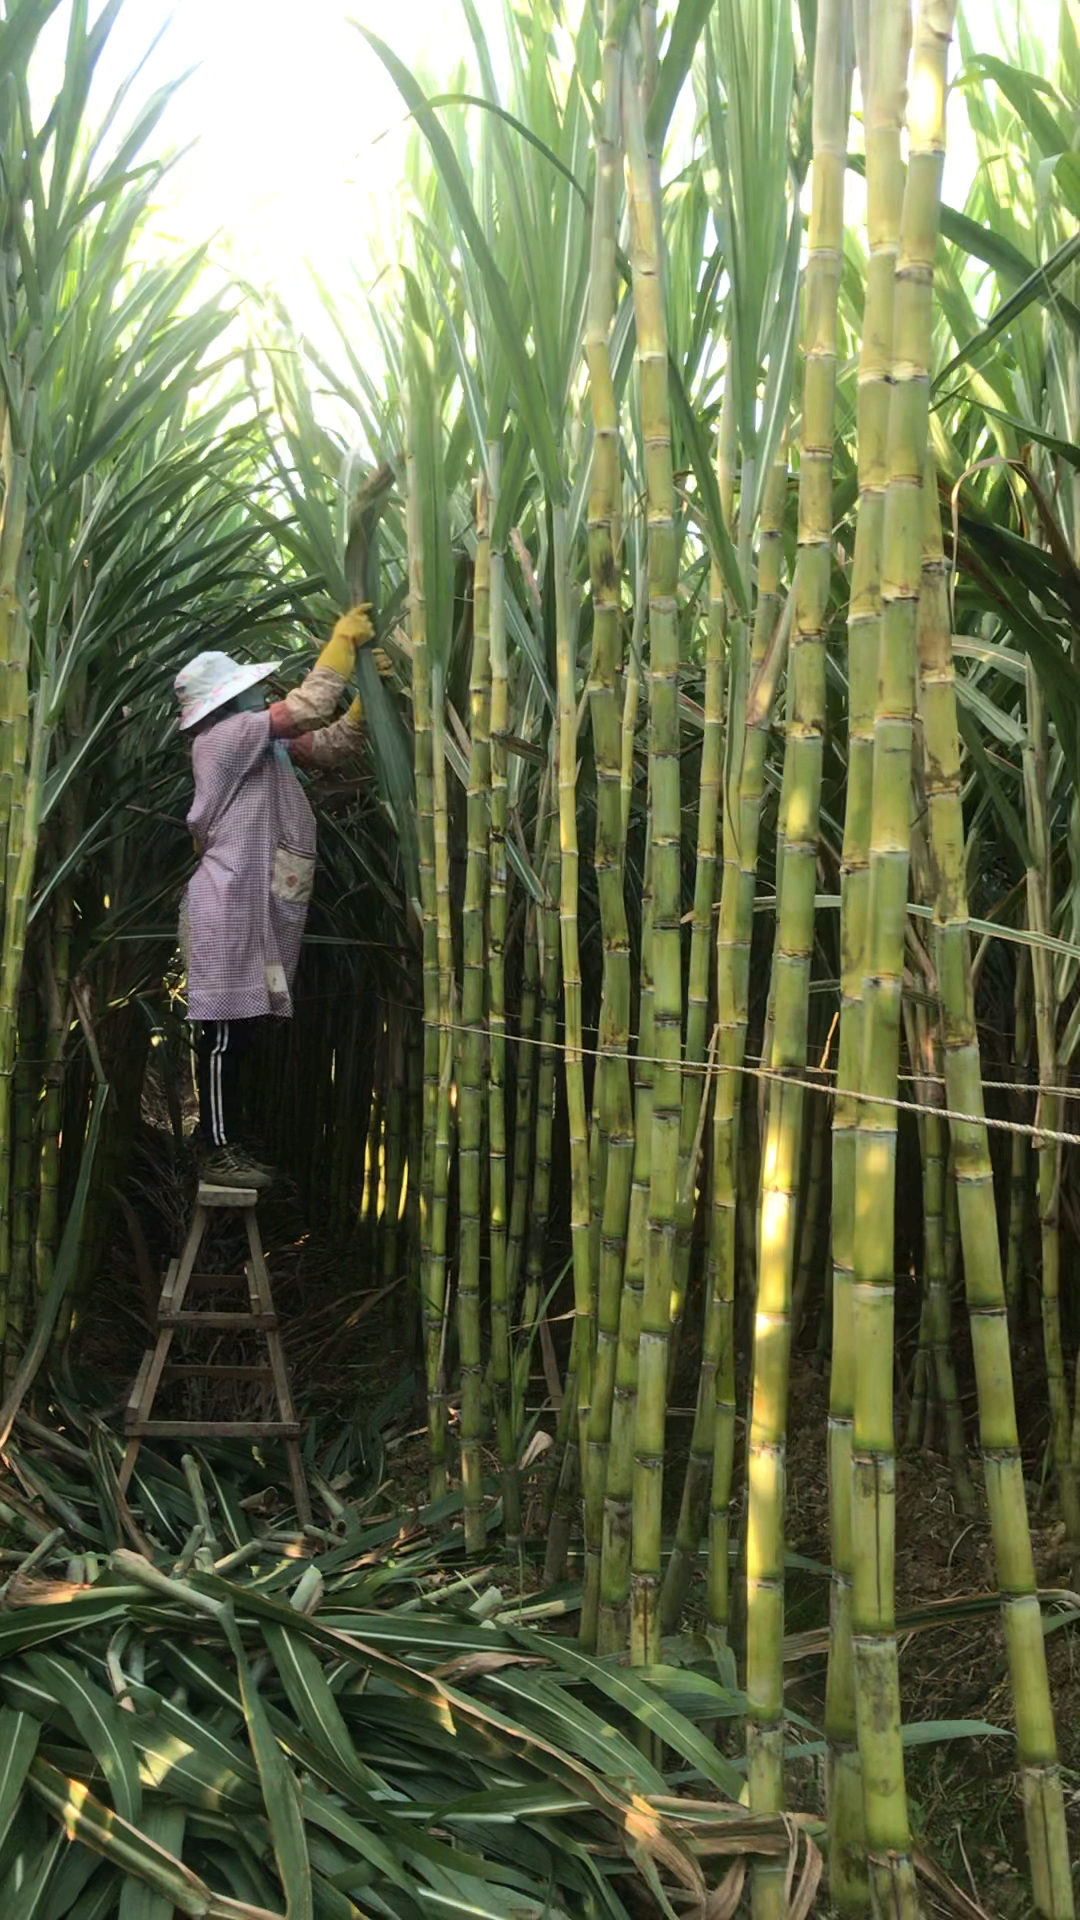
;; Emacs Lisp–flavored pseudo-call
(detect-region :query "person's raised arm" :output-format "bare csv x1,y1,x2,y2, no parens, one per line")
268,605,374,739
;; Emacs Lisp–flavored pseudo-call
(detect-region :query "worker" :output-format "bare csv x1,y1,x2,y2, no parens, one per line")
174,606,387,1188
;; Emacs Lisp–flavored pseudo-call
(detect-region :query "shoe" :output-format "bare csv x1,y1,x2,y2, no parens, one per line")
200,1144,273,1191
238,1137,277,1179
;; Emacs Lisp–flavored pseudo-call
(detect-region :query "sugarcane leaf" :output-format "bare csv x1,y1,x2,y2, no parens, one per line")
25,1652,142,1824
299,1787,414,1895
423,94,589,209
0,1590,143,1659
0,1083,109,1451
358,29,563,502
0,1709,41,1852
26,1759,246,1920
4,1822,64,1920
647,0,716,146
65,1872,122,1920
936,230,1080,387
40,1837,104,1920
478,1668,668,1789
131,1712,262,1815
259,1622,378,1791
667,355,747,615
506,1634,745,1799
222,1616,313,1920
117,1804,186,1920
961,55,1070,162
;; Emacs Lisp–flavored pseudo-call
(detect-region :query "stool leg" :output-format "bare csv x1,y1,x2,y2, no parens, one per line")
118,1437,141,1496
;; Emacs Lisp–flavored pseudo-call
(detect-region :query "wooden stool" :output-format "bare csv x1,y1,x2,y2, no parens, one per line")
119,1183,311,1525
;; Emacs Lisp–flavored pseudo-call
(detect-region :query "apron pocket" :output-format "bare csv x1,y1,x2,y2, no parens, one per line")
271,844,315,906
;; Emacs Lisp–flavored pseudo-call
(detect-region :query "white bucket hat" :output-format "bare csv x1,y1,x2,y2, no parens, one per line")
174,650,280,731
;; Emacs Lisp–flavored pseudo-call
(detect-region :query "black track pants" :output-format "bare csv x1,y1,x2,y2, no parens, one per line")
196,1020,256,1147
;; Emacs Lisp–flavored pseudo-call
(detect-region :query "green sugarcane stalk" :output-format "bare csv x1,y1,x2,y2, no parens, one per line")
516,824,561,1433
744,3,848,1898
429,658,455,1507
457,475,494,1552
599,818,654,1654
702,441,789,1638
824,0,908,1896
35,894,71,1296
1022,659,1080,1562
407,458,446,1504
0,369,38,1338
662,412,787,1637
553,495,595,1543
791,1083,829,1341
581,0,630,1650
1004,949,1031,1317
6,982,38,1384
485,442,519,1541
404,1010,423,1321
508,900,540,1378
850,5,957,1905
382,1019,406,1286
919,450,1075,1913
667,424,728,1390
902,990,974,1510
623,40,682,1671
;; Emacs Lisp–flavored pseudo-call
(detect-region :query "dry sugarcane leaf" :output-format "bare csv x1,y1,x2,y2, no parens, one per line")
914,1848,997,1919
624,1792,707,1898
786,1827,824,1920
704,1858,746,1919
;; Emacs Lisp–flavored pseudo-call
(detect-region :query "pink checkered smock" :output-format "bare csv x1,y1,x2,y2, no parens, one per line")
184,712,318,1021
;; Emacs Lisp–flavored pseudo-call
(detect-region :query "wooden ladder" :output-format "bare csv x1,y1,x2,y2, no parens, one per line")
119,1182,311,1525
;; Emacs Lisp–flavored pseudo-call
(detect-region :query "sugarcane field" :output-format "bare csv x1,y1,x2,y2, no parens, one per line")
8,0,1080,1912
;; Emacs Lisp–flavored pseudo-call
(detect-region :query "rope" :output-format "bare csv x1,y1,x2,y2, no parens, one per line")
372,988,1080,1102
427,1014,1080,1150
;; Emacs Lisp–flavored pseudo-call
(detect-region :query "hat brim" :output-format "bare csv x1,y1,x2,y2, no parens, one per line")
178,660,280,731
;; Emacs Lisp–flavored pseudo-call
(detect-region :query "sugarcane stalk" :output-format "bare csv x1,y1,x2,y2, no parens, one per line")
407,456,446,1504
599,816,654,1654
486,441,519,1540
744,3,848,1897
662,418,787,1636
850,6,957,1905
919,445,1075,1912
791,1082,829,1341
553,494,594,1544
1023,659,1080,1562
382,1019,406,1284
825,0,909,1896
429,659,455,1507
902,989,975,1509
5,982,38,1386
516,822,560,1433
1004,950,1031,1317
701,441,789,1638
508,900,540,1379
581,0,630,1649
457,475,493,1552
35,891,71,1297
623,41,682,1671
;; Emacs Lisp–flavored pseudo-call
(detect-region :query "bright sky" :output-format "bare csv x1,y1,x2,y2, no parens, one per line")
71,0,469,348
35,0,1062,368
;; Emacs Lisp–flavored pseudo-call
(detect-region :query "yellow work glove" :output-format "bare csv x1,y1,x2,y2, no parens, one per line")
318,603,375,677
345,695,365,728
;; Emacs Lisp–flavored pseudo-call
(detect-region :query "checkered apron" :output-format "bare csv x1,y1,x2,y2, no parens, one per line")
183,711,317,1020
